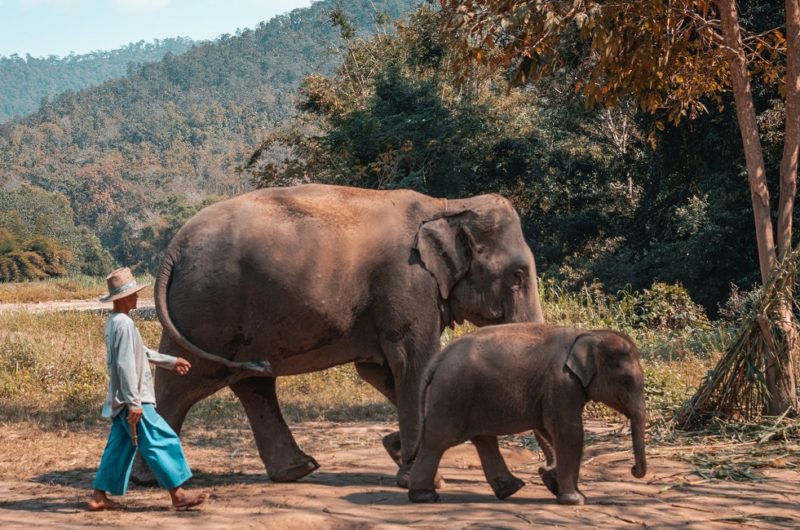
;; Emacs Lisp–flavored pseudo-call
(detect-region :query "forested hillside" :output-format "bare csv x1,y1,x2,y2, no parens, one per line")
0,0,416,275
0,38,195,123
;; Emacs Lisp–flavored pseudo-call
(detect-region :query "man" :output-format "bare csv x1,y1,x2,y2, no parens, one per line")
88,267,207,511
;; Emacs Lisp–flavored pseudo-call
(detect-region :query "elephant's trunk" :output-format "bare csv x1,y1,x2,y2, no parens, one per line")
505,264,545,324
629,406,647,478
528,278,545,324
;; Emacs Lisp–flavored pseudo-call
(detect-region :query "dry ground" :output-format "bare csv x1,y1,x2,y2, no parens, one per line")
1,420,798,529
0,298,155,314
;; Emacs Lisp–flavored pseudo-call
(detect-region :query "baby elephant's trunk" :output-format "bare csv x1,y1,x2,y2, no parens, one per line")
629,407,647,478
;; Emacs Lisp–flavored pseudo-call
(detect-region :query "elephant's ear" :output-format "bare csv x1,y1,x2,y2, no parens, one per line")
566,334,596,388
414,214,473,299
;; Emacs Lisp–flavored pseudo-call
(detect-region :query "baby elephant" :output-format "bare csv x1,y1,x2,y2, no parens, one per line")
408,323,647,505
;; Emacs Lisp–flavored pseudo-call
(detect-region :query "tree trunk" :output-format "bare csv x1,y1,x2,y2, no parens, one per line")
777,0,800,408
779,0,800,260
717,0,797,414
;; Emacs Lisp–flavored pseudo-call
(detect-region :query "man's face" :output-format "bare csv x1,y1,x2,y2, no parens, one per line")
119,292,138,311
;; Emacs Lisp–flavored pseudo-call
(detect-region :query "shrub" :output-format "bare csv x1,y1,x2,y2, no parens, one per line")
619,282,711,332
60,360,105,421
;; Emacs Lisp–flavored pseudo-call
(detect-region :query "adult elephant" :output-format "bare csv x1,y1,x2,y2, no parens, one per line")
145,184,544,485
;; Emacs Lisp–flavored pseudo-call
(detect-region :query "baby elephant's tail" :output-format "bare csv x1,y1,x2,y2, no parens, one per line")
405,349,447,466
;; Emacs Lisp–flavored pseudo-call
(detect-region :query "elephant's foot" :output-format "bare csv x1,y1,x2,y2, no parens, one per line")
408,489,440,503
556,491,585,505
490,475,525,500
538,466,559,496
382,432,403,466
268,454,320,482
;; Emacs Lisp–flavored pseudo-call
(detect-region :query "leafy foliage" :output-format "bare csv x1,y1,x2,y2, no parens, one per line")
437,0,784,127
620,283,711,332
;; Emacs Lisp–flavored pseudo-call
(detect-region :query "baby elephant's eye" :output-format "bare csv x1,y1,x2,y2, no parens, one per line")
620,374,635,390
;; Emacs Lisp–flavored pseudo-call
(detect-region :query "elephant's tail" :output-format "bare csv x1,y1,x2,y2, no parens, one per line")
155,248,271,373
405,349,446,466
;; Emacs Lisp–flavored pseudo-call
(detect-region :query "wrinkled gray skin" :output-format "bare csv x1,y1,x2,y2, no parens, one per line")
134,184,544,485
408,323,647,505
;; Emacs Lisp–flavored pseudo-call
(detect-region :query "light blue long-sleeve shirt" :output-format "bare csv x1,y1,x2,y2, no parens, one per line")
101,312,177,418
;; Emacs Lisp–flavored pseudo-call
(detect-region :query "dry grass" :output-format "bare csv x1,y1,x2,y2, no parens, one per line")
0,274,154,304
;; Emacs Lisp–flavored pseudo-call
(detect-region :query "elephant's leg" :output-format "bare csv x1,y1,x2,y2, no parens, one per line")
554,421,585,505
380,332,440,489
355,361,401,465
356,360,445,489
471,435,524,500
534,429,559,496
230,376,319,482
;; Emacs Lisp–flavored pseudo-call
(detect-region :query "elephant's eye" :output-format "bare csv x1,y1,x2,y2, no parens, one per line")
510,268,526,290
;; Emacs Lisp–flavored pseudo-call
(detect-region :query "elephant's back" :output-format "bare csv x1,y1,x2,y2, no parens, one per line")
176,184,430,245
170,184,432,280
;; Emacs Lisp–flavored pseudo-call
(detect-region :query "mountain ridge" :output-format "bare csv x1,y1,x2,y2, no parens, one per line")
0,38,196,123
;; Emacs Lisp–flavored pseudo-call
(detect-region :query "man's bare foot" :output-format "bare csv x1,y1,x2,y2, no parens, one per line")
88,490,120,511
169,487,208,510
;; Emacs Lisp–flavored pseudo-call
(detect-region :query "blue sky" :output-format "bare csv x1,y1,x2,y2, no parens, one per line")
0,0,314,58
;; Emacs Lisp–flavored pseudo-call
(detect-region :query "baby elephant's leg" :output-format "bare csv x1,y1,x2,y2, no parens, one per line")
472,435,525,500
554,422,585,505
408,443,445,503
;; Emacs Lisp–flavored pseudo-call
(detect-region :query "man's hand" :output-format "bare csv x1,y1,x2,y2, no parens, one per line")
127,406,142,446
175,357,192,375
128,406,143,426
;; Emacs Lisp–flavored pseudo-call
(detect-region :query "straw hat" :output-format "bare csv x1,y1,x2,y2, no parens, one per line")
99,267,149,302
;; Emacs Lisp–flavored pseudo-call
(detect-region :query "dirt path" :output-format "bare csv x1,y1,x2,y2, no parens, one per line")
1,421,798,529
0,298,155,314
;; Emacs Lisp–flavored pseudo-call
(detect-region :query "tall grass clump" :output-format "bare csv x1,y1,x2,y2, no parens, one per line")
0,311,108,423
675,247,800,428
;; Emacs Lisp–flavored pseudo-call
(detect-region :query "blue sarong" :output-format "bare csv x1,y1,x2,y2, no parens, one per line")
93,404,192,495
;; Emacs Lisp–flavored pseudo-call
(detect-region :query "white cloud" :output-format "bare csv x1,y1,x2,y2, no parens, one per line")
112,0,170,13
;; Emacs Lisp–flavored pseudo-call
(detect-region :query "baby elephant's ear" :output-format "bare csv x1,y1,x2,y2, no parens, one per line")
566,334,596,388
